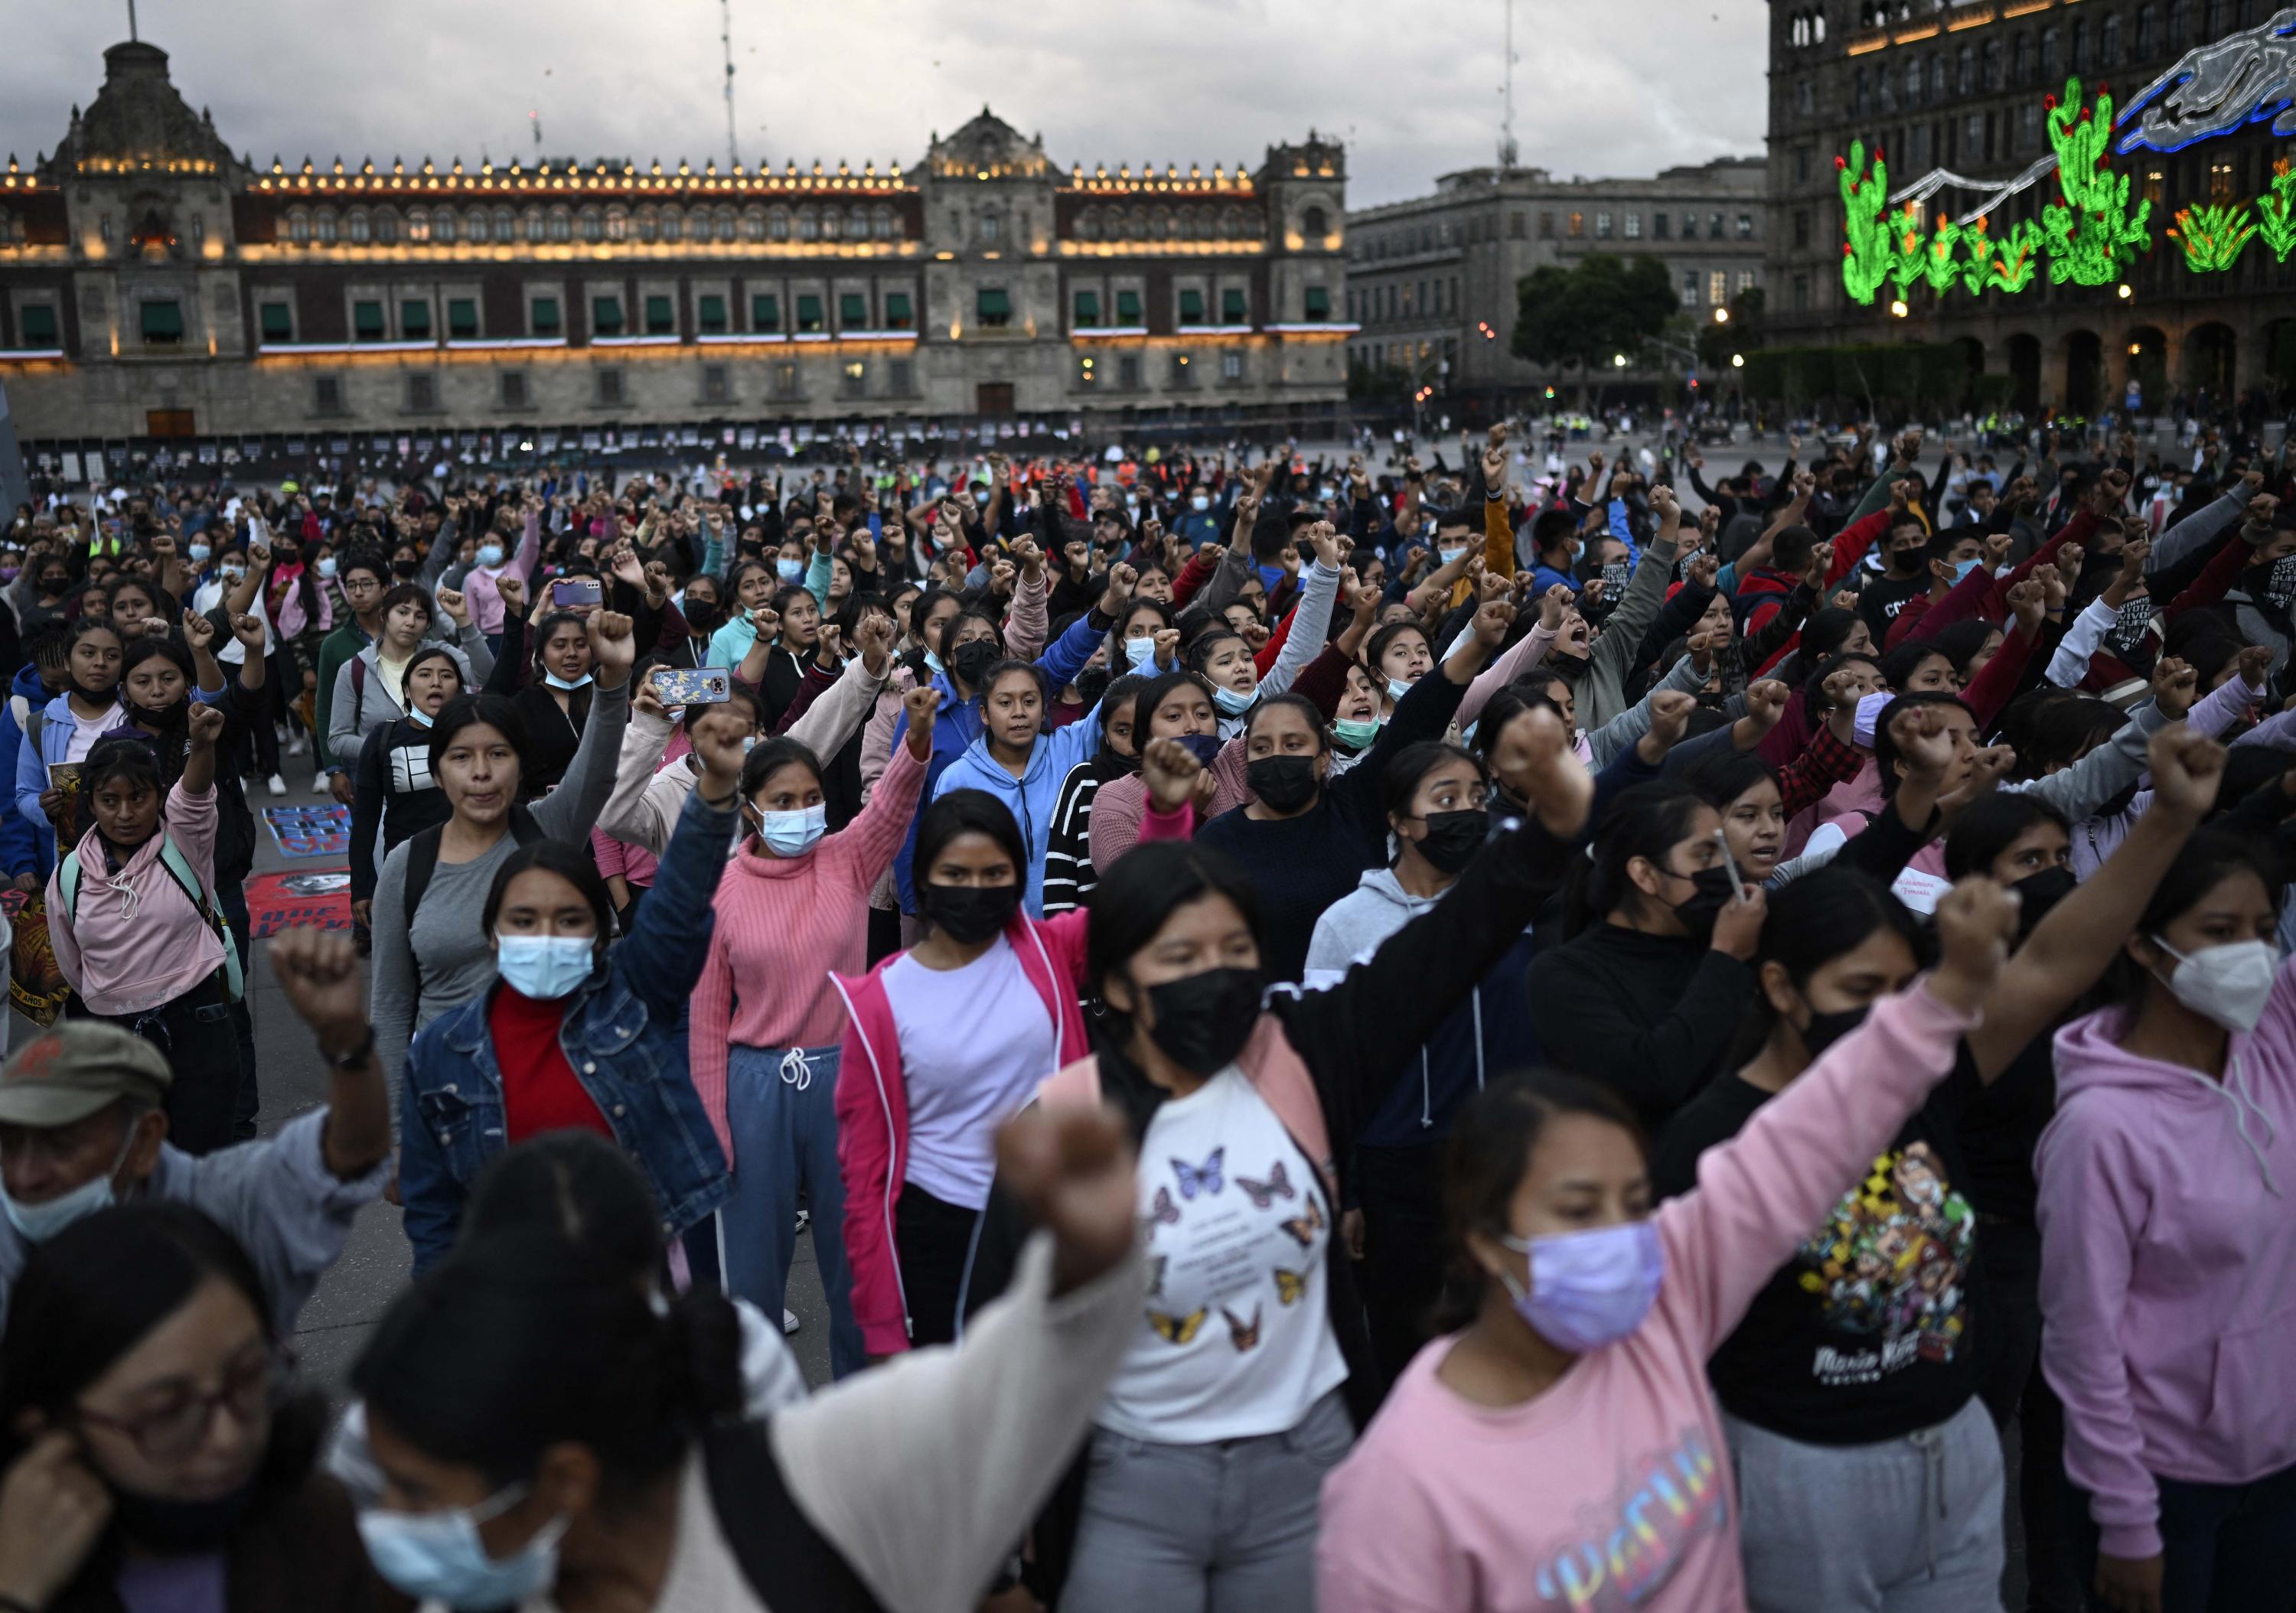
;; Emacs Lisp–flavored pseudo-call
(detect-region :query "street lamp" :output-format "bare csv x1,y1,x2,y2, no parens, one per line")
1889,298,1910,318
1612,353,1628,368
2116,282,2135,299
1713,306,1730,324
1730,352,1745,368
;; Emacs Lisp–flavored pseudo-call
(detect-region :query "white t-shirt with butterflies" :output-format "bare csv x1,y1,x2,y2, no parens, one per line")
1097,1067,1348,1445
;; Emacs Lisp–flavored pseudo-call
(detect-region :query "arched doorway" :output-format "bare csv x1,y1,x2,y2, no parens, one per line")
2061,329,2102,417
2183,321,2237,405
1952,336,1985,412
2006,333,2042,414
2264,318,2296,406
2123,325,2167,414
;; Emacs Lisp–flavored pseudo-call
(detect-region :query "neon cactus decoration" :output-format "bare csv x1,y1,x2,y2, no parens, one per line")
2260,158,2296,262
1985,219,2043,291
2168,201,2258,270
1890,199,1929,296
1923,214,1963,292
1838,140,1893,306
2040,77,2151,285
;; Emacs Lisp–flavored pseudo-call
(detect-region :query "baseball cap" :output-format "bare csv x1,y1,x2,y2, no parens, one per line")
0,1022,171,1127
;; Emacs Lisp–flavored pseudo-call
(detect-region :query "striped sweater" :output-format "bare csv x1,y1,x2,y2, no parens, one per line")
688,739,925,1162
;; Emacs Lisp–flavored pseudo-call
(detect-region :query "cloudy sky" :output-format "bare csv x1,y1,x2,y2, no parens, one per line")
5,0,1765,207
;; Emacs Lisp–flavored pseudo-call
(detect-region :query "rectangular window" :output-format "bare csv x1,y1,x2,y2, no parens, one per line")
976,288,1012,327
20,305,58,345
400,299,432,338
1178,287,1205,322
1794,210,1811,248
644,295,675,334
1595,211,1613,238
1221,349,1244,382
751,292,780,332
1737,213,1754,239
1074,288,1101,327
839,292,868,329
703,363,730,402
796,295,823,332
1115,288,1143,324
1792,273,1810,311
591,295,625,336
885,292,912,331
1567,211,1584,238
1681,271,1698,306
1303,285,1331,321
406,373,435,412
351,300,384,341
1117,354,1140,390
1681,212,1697,239
1653,213,1670,240
530,296,561,337
1707,270,1727,305
1538,211,1554,239
889,357,913,393
840,359,867,398
1624,211,1642,239
1737,269,1756,293
697,294,726,334
770,361,798,398
500,371,528,408
259,302,292,341
1795,147,1812,182
314,375,343,413
596,368,625,406
1170,351,1194,386
448,298,478,339
1710,213,1724,238
1510,211,1528,239
1221,287,1246,323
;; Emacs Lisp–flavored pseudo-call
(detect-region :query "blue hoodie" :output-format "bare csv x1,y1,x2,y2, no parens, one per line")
928,705,1106,917
0,666,60,879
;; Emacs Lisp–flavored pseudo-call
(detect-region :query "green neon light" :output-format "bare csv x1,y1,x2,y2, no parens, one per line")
2170,200,2258,271
1922,215,1963,292
2039,77,2151,285
2258,158,2296,262
1838,139,1892,306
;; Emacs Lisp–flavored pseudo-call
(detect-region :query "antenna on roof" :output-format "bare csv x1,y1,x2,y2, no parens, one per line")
719,0,741,171
126,0,139,41
1499,0,1518,171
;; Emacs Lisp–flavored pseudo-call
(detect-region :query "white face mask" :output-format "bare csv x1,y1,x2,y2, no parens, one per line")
2152,936,2281,1034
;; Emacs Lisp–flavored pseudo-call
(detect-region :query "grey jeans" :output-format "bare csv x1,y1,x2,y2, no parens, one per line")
1725,1395,2005,1613
1062,1390,1354,1613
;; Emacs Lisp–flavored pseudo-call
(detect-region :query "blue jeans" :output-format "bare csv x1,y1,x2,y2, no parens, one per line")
719,1044,864,1379
2065,1458,2296,1612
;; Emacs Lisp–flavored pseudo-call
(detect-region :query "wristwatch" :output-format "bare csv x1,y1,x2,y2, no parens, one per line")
323,1025,377,1071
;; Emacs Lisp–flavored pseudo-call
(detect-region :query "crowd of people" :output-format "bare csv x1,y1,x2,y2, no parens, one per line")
0,412,2291,1613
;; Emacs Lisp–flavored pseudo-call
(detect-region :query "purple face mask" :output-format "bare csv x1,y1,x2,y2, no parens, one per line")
1498,1220,1665,1352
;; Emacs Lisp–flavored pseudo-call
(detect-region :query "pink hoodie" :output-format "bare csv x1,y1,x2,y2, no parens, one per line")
1317,980,1978,1613
2036,969,2296,1562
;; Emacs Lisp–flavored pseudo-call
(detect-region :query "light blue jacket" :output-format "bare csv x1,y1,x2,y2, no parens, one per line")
706,550,835,668
11,691,114,877
929,705,1106,917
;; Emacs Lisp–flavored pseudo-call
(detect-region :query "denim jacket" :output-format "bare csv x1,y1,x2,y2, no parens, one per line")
398,787,740,1271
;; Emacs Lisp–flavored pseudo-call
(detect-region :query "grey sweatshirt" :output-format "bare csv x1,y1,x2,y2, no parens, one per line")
369,679,630,1085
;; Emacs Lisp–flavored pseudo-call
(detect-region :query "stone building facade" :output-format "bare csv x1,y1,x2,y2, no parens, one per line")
0,40,1353,452
1763,0,2296,415
1342,158,1767,401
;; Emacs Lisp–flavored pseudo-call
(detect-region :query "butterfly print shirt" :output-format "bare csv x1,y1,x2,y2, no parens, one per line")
1099,1067,1349,1444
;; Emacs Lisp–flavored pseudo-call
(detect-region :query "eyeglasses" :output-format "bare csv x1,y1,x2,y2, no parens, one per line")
76,1344,296,1463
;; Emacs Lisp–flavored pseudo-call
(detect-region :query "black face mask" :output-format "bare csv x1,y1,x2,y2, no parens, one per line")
2011,865,2078,934
683,598,723,634
920,881,1020,945
131,696,190,730
1669,865,1740,942
108,1476,259,1554
1245,754,1320,813
1799,1002,1870,1060
1176,732,1223,766
950,640,1000,689
1411,809,1488,875
1137,966,1264,1076
390,557,422,578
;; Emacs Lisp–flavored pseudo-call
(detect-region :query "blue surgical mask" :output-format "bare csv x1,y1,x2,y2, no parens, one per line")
753,802,827,856
924,649,944,675
1496,1221,1665,1352
406,707,435,728
1440,544,1469,565
1190,494,1211,512
318,556,339,579
475,543,505,569
1386,676,1414,702
542,670,594,692
494,935,597,999
775,558,806,583
1951,557,1981,585
1124,637,1159,671
188,543,211,565
1255,562,1287,594
1212,684,1255,716
1332,716,1382,749
0,1126,134,1243
358,1488,566,1611
1176,732,1224,765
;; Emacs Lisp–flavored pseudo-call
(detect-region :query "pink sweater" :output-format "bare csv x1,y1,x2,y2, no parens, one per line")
1317,981,1977,1613
48,783,225,1016
688,742,925,1163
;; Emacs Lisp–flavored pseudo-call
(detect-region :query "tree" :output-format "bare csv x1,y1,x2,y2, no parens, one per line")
1512,253,1679,389
1696,285,1765,372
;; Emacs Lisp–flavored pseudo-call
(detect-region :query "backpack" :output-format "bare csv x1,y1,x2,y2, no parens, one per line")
401,804,543,995
348,656,367,729
700,1418,885,1611
58,836,245,1002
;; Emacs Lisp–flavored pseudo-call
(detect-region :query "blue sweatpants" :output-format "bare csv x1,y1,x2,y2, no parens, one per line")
718,1043,865,1380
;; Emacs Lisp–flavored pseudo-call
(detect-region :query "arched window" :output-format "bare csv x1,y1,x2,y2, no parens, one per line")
288,209,310,244
605,207,628,241
717,208,738,243
1150,209,1169,240
2136,3,2159,53
848,207,869,240
742,208,765,241
637,207,658,243
974,210,995,243
432,207,455,242
1927,54,1945,97
1982,39,2001,88
1075,207,1097,240
872,206,895,239
2040,24,2060,77
493,207,514,241
660,207,681,242
1955,44,1973,93
547,207,572,242
373,209,397,244
2101,11,2122,62
347,209,370,243
798,207,819,240
1130,206,1149,239
522,207,545,241
579,207,604,243
2167,0,2189,41
1303,204,1327,236
768,207,789,241
407,210,430,242
1905,57,1923,103
465,208,488,242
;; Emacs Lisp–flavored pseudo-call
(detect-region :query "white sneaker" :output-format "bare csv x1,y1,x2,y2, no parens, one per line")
782,1308,801,1335
793,1208,810,1234
312,771,331,794
284,732,309,758
266,773,288,797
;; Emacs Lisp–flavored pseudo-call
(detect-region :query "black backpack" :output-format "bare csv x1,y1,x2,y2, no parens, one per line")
702,1418,886,1611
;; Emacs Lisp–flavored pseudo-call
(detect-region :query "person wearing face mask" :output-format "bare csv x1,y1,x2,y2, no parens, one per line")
1042,673,1148,917
325,582,496,780
836,777,1194,1355
1317,878,2014,1613
1304,742,1548,1392
687,689,939,1377
12,619,127,874
459,503,540,656
0,931,391,1335
0,1202,386,1613
501,605,601,794
396,727,747,1272
2040,823,2296,1613
961,715,1591,1612
347,647,471,933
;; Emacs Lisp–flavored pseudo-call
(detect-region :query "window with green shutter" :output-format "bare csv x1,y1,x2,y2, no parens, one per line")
1221,288,1247,323
21,305,58,345
259,302,292,341
592,295,625,335
351,300,385,341
448,298,478,339
644,295,674,334
141,301,185,342
840,292,868,328
796,295,823,333
401,299,432,337
1303,285,1331,321
751,293,780,331
530,296,562,336
1073,289,1100,327
885,292,912,330
1114,289,1142,324
1178,288,1204,322
977,288,1012,327
698,294,726,334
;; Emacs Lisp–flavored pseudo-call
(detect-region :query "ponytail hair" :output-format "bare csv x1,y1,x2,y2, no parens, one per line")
1559,780,1707,940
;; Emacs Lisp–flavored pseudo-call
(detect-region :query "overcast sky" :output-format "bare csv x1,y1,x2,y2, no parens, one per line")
5,0,1766,208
